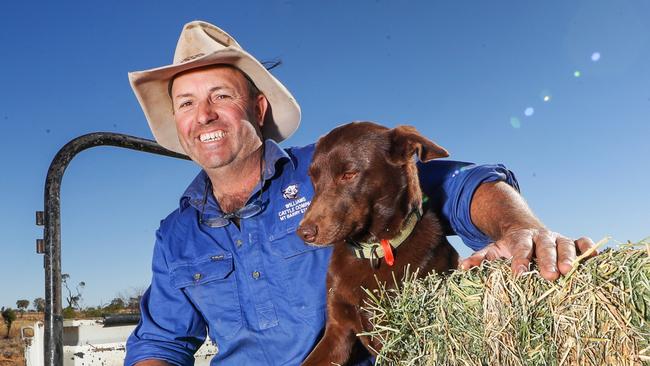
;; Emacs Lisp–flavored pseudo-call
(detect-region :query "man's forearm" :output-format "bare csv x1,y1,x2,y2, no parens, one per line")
470,181,543,240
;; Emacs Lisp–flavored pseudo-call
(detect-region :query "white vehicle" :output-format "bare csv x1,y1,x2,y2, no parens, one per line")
21,316,217,366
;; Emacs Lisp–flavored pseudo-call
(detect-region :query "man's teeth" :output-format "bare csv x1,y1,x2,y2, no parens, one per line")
200,131,226,142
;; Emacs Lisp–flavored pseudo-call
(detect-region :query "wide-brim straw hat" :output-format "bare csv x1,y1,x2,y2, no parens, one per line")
128,20,301,154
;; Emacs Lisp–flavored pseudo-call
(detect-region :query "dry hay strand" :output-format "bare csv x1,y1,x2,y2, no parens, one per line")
362,239,650,366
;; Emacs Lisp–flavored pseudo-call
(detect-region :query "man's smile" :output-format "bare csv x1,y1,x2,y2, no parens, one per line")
199,130,227,143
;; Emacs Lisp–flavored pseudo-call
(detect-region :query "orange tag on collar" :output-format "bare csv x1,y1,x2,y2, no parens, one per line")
380,239,394,266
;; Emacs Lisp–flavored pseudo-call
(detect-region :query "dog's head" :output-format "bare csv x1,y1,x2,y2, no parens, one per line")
297,122,448,246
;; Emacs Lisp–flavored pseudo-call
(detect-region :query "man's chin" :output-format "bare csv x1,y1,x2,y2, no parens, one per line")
204,159,236,171
187,147,232,167
189,154,235,171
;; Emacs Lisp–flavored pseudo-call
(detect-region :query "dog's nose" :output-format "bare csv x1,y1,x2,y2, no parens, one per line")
297,223,318,243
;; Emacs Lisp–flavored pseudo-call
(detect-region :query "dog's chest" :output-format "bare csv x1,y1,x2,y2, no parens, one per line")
329,246,413,303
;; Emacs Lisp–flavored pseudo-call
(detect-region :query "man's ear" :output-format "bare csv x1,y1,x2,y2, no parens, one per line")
388,125,449,164
255,94,269,128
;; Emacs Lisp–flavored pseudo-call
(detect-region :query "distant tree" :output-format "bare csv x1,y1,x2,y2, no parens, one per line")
127,296,142,312
16,299,29,317
83,307,104,318
108,297,125,311
1,307,17,338
62,273,85,310
115,286,145,313
62,307,76,319
33,297,45,312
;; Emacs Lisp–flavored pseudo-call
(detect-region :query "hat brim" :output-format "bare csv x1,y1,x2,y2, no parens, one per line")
128,47,301,154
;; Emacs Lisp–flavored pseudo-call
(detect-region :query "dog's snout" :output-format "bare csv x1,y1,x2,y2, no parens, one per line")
297,223,318,243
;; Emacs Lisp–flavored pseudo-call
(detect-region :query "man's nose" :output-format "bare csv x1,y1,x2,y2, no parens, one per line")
197,100,217,125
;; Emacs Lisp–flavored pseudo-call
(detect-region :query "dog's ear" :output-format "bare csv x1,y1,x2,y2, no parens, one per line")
388,125,449,164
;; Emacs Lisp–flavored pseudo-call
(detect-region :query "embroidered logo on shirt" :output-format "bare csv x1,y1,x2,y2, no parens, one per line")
282,184,299,200
277,196,311,221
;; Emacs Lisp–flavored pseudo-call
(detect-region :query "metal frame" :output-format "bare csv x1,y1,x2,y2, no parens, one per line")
36,132,190,366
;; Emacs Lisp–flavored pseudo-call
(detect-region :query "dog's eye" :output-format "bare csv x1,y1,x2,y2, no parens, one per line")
340,171,358,181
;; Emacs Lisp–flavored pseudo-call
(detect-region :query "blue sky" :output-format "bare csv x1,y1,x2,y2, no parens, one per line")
1,0,648,309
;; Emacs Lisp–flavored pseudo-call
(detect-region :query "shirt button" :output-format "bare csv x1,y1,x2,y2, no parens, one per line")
252,271,261,280
193,273,202,281
236,239,243,247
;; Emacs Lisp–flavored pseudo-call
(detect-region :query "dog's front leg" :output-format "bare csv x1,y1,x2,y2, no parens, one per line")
301,302,358,366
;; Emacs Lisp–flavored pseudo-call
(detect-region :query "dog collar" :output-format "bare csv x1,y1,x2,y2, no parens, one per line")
347,207,422,267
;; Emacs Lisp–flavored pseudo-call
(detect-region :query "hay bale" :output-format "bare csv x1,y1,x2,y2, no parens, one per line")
361,240,650,366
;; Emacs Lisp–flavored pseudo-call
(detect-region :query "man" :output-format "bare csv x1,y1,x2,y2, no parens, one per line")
125,21,596,365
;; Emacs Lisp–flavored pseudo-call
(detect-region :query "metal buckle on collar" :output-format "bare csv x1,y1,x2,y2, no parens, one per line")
369,245,380,269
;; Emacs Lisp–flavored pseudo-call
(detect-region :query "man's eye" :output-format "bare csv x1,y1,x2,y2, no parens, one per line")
212,94,232,101
178,101,192,109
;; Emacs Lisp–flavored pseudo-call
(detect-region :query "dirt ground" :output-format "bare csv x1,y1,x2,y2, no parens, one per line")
0,313,42,366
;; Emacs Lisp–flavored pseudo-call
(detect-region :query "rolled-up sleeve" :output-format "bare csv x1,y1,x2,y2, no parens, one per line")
125,225,207,366
418,160,520,251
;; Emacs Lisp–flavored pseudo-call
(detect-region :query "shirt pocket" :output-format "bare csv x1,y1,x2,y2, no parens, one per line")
170,253,242,340
268,222,330,315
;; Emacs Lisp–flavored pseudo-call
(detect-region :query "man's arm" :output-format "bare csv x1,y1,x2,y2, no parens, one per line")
418,160,596,280
463,181,597,280
125,225,207,366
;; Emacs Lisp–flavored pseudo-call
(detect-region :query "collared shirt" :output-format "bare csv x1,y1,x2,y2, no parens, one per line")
125,140,519,366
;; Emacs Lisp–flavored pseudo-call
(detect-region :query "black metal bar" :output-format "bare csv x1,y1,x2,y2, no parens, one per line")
40,132,190,366
103,314,142,327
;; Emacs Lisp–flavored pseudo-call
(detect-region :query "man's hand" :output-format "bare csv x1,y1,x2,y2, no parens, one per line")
459,228,597,280
464,181,598,280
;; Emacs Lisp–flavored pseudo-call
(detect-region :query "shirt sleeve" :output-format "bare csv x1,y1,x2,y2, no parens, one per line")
418,160,520,251
124,224,207,366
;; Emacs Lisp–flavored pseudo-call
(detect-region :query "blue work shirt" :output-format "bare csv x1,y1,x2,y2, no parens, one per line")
125,139,519,365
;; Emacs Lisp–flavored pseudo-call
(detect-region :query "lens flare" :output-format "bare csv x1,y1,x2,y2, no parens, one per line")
574,70,581,77
591,52,601,62
524,107,534,117
510,117,521,129
543,95,551,102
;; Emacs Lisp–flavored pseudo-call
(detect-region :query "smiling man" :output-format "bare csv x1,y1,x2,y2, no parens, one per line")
125,21,596,365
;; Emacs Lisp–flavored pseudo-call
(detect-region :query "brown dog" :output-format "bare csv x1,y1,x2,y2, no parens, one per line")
297,122,459,365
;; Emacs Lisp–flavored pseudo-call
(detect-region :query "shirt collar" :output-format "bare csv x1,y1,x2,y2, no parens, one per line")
179,139,293,211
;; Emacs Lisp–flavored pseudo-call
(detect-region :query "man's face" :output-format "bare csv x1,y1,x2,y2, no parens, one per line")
171,66,267,171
